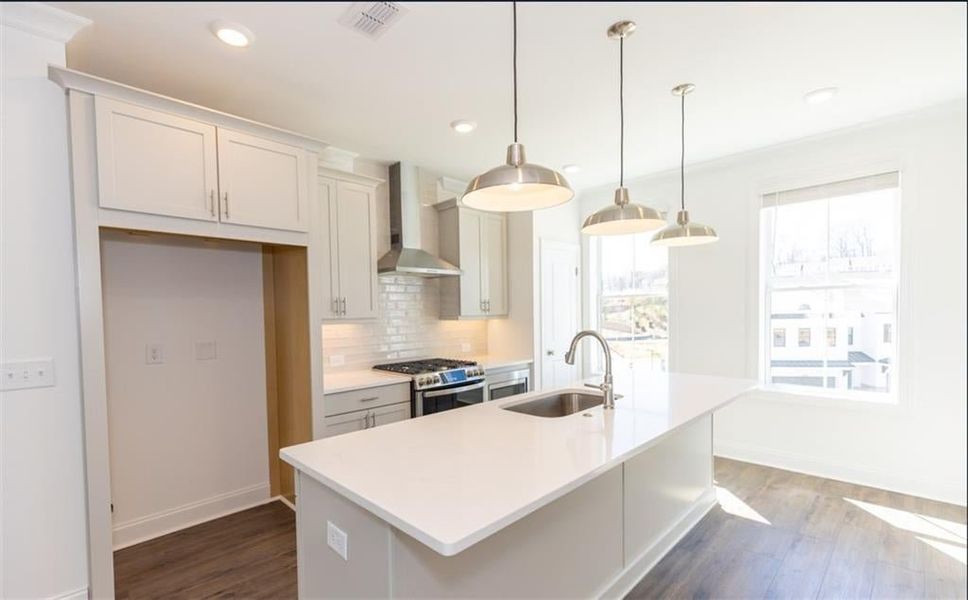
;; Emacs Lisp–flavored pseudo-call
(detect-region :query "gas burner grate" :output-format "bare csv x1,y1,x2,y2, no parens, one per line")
374,358,477,375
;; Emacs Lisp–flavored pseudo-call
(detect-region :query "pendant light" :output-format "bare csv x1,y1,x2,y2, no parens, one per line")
581,21,665,236
652,84,719,246
462,2,573,212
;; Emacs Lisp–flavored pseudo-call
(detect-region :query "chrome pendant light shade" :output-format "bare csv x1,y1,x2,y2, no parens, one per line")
652,83,718,247
463,3,573,212
463,143,573,212
581,20,665,236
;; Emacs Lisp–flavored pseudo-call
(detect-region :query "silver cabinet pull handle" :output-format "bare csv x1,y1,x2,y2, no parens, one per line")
223,192,230,219
332,298,339,315
340,297,347,315
362,413,369,429
369,412,376,428
209,190,216,217
360,396,379,402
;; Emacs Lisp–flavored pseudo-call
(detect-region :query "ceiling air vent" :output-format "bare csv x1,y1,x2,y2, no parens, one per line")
339,2,407,39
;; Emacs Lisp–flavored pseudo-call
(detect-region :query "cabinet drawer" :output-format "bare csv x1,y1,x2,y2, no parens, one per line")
325,383,409,416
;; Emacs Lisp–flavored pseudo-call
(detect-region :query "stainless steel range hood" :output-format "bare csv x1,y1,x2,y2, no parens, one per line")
377,162,461,277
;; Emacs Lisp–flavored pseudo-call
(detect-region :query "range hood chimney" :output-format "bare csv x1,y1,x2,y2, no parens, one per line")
377,162,461,277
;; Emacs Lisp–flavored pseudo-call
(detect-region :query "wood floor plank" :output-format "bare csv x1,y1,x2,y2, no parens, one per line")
871,560,926,599
766,535,834,599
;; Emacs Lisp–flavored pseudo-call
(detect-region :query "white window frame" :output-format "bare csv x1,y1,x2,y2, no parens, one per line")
757,170,902,405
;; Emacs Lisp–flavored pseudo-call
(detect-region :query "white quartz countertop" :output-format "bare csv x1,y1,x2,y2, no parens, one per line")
322,369,412,394
282,371,755,556
473,355,533,371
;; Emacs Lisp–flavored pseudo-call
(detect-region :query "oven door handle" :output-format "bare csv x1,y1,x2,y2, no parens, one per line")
422,381,486,398
489,377,528,389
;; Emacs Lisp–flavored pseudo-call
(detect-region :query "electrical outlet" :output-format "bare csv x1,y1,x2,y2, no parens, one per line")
461,342,471,353
326,521,348,560
145,343,165,365
329,354,345,367
0,359,55,391
195,341,217,361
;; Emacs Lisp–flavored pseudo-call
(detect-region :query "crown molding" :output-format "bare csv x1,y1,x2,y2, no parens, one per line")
1,2,90,43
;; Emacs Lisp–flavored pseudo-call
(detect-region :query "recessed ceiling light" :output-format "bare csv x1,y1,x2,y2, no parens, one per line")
210,21,253,48
804,87,838,105
450,120,477,134
562,164,581,174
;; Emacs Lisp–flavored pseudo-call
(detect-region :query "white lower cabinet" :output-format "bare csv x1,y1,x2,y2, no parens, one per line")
323,382,411,437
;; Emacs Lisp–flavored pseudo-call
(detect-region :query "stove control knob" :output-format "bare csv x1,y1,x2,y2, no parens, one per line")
418,377,427,387
433,376,441,384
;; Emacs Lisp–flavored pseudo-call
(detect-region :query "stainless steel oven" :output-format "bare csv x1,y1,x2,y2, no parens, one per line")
486,368,530,402
415,379,486,417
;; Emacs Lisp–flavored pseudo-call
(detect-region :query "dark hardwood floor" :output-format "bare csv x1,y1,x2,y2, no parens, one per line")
628,458,967,599
114,459,966,599
114,501,296,599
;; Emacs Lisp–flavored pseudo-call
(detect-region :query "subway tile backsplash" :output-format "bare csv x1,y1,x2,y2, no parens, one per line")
322,276,487,371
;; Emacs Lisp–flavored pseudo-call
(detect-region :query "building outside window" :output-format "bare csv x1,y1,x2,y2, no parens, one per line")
773,328,786,347
592,234,668,374
761,171,899,399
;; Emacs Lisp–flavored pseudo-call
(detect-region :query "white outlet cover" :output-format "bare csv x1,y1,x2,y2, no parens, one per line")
326,520,348,560
329,354,346,367
461,342,472,353
145,343,165,365
195,341,217,361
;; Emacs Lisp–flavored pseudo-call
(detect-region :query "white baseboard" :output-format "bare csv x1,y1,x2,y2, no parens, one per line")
49,587,88,600
276,494,296,511
112,483,271,550
715,440,967,507
599,488,717,598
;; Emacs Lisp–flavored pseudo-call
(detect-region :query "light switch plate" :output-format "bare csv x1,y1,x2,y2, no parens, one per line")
326,521,348,560
1,359,55,391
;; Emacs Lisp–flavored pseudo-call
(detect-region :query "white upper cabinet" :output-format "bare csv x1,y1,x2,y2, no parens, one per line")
216,129,308,232
319,176,379,320
94,97,310,232
438,204,508,319
95,97,218,222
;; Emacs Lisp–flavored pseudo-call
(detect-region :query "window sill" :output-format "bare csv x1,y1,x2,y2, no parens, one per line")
747,384,906,413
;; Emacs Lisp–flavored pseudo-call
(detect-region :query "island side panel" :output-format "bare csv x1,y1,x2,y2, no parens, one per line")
296,472,392,598
622,414,715,568
391,466,624,598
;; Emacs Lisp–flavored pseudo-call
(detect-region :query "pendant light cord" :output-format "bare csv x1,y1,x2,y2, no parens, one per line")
512,1,518,143
619,36,624,188
680,92,686,211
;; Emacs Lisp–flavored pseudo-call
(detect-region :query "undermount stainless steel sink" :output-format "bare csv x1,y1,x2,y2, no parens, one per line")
502,392,605,418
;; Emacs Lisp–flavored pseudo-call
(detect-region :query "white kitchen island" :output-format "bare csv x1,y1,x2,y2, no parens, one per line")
281,372,755,598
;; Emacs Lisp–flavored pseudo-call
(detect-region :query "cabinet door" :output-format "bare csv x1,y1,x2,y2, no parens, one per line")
481,214,508,316
372,401,411,427
322,408,370,438
95,97,218,221
216,128,308,232
334,181,378,319
458,210,485,316
317,177,341,319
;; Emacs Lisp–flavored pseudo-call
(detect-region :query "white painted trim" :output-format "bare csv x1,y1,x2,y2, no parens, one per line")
317,164,385,186
318,146,359,172
599,488,717,598
715,442,966,507
112,483,272,550
276,494,296,511
0,2,90,43
48,587,89,600
49,66,327,151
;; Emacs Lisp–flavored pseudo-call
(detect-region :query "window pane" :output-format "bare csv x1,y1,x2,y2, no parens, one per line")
768,199,828,286
768,289,825,388
825,287,896,393
597,234,668,372
828,187,897,281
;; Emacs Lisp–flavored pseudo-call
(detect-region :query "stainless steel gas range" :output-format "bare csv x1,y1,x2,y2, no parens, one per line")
373,358,486,417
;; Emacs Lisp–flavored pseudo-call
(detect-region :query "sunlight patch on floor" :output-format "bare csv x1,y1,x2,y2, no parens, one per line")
716,486,771,525
844,498,966,544
918,536,967,565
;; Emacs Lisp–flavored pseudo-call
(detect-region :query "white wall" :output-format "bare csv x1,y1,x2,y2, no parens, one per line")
0,4,91,599
99,232,270,548
579,102,967,504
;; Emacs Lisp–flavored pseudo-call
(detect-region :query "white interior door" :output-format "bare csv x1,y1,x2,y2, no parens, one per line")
539,239,581,390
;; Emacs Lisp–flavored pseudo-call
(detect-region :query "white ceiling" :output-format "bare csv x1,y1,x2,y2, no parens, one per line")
54,2,966,190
